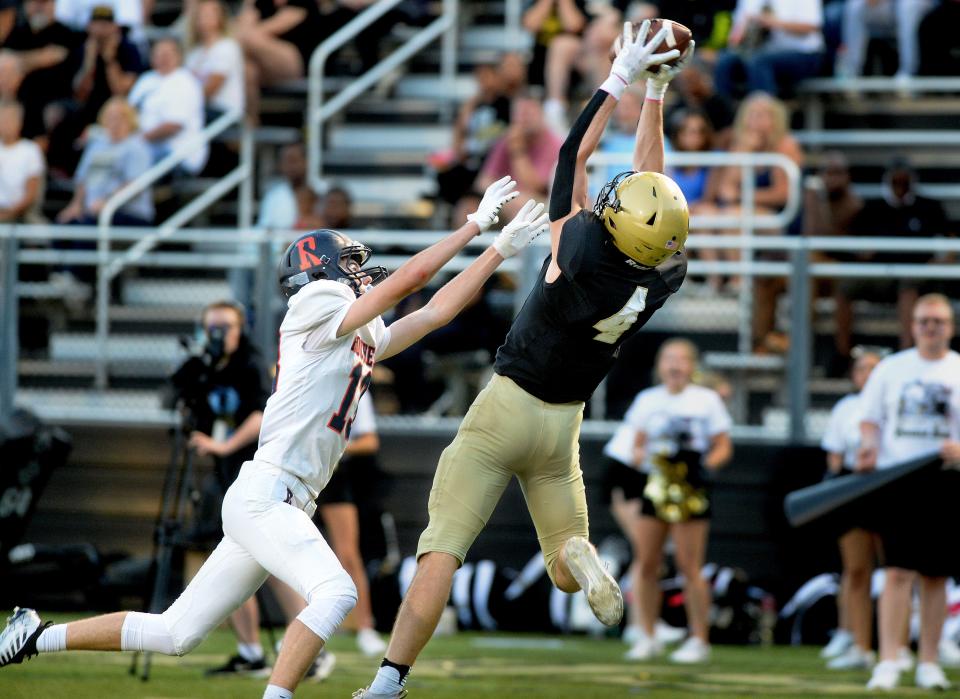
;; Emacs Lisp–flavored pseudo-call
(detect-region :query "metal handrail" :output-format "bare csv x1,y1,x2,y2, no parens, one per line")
799,76,960,93
94,109,252,389
307,0,458,193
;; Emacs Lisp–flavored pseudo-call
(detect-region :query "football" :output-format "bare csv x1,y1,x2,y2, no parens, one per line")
611,18,693,73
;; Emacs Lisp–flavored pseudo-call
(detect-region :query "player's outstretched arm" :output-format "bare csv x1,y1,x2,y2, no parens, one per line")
632,41,694,174
336,176,518,338
378,200,550,360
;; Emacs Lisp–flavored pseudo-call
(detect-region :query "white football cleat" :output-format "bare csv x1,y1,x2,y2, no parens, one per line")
669,636,711,664
357,628,388,657
866,660,902,691
624,632,663,661
827,646,875,670
0,607,49,667
563,536,623,627
939,637,960,668
305,649,336,682
352,688,407,699
821,629,854,659
915,662,951,690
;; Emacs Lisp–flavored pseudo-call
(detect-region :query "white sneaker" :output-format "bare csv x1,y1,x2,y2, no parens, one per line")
563,536,624,626
622,624,642,645
915,662,951,690
655,620,687,645
624,633,663,661
357,628,388,657
939,637,960,668
821,629,854,659
827,646,876,670
895,647,915,672
866,660,902,691
669,636,711,664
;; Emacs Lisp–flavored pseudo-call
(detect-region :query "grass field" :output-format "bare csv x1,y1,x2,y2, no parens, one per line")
1,615,954,698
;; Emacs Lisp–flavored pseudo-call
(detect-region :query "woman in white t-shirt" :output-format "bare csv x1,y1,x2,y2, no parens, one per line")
185,0,245,120
614,338,733,664
818,348,883,670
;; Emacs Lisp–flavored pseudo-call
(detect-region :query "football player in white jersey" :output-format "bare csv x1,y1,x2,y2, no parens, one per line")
0,177,550,699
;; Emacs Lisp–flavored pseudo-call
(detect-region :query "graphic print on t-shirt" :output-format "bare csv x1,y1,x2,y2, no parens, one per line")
896,380,952,439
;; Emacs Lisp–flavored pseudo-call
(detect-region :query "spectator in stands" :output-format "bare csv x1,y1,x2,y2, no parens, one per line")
618,338,733,663
46,4,144,173
839,0,930,81
697,92,803,303
838,158,950,350
654,0,737,49
499,50,528,98
918,0,960,76
802,152,864,367
317,185,353,230
128,36,207,174
185,0,244,122
0,50,24,102
464,92,562,223
55,0,147,51
669,57,735,147
596,86,644,188
666,108,714,207
235,0,322,120
714,0,825,99
859,294,960,692
0,0,15,44
55,96,153,225
0,100,45,223
2,0,81,140
433,59,510,210
523,0,588,129
256,141,311,230
819,347,883,671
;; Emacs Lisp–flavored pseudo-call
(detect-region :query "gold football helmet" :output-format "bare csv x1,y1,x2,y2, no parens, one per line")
595,171,689,268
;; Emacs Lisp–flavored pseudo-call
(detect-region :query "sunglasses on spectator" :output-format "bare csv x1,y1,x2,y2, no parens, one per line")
914,317,950,326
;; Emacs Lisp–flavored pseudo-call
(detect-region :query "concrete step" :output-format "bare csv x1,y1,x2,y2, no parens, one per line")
50,332,186,365
121,278,231,308
395,74,475,101
337,175,436,205
329,123,450,151
15,388,174,426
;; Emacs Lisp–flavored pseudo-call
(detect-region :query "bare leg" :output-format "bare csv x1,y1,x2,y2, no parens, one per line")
237,27,304,84
672,520,711,643
839,528,875,651
878,567,915,661
545,34,582,104
230,596,261,645
918,575,947,664
321,502,376,630
610,491,642,630
64,612,127,650
634,516,669,636
268,619,324,690
383,552,459,665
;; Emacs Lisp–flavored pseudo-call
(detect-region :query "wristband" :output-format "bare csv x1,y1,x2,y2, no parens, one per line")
645,81,667,101
600,74,626,101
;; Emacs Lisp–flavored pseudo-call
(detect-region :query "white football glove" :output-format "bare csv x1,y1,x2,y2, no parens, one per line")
493,199,550,259
643,41,696,101
467,175,519,232
609,20,680,88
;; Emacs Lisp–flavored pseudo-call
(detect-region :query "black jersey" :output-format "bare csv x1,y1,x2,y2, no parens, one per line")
494,210,686,404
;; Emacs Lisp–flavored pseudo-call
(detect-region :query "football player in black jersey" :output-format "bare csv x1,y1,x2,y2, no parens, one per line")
357,21,693,699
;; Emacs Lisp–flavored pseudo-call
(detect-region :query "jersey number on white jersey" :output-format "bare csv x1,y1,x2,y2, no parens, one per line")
327,361,373,439
593,286,648,344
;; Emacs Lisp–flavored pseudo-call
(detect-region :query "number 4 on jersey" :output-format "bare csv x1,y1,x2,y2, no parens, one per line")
593,286,648,344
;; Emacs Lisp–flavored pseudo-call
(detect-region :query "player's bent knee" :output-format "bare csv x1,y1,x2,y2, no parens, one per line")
297,571,358,642
121,611,181,656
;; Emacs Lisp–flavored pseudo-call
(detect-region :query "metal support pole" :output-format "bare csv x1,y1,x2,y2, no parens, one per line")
0,229,17,420
787,247,811,443
238,126,254,229
255,237,276,368
440,0,458,122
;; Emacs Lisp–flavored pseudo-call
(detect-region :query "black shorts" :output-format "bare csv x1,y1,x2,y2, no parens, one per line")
316,454,379,507
601,457,712,522
830,468,882,536
873,467,960,577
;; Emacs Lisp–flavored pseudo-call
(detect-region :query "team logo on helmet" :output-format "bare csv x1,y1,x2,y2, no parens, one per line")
278,229,388,298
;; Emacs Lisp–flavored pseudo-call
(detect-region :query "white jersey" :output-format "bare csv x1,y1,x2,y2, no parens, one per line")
350,392,377,438
254,280,390,497
620,383,732,473
860,348,960,468
821,393,864,470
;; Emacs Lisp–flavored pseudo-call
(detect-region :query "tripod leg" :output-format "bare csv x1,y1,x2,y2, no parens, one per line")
141,650,153,681
128,650,139,675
